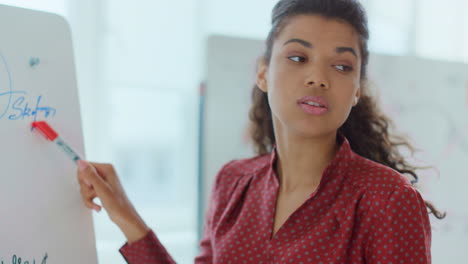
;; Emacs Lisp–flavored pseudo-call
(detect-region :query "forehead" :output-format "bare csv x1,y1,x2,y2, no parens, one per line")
276,15,360,53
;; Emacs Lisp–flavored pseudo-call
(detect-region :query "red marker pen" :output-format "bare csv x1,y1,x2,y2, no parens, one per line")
32,121,81,163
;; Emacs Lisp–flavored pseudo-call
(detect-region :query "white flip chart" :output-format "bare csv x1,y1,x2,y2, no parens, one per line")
0,4,98,264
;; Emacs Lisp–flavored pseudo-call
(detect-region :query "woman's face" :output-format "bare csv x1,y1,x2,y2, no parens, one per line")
257,15,362,138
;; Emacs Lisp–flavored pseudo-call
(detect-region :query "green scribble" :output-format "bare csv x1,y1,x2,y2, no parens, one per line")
41,253,47,264
0,253,47,264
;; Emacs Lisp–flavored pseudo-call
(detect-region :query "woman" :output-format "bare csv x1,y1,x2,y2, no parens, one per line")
77,0,446,263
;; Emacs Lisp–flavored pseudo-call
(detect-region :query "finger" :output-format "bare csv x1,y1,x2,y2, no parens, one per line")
80,185,102,211
77,173,92,188
77,160,111,199
91,162,120,186
78,177,95,196
83,196,101,211
88,162,110,181
80,183,96,197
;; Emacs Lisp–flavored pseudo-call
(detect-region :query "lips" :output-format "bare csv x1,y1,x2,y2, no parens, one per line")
297,95,329,116
297,96,329,109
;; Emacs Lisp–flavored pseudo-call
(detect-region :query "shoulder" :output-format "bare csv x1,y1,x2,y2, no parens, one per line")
211,153,271,195
346,153,413,192
206,154,271,222
219,153,271,178
344,153,424,210
344,154,427,218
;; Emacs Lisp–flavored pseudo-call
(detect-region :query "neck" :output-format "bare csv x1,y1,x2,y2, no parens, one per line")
274,123,340,194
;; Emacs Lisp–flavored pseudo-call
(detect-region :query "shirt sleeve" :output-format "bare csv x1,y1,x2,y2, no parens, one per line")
365,185,432,264
194,160,235,263
119,160,234,264
119,229,176,264
193,213,214,264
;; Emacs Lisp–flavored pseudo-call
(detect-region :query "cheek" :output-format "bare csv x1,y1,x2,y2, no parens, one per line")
332,86,358,118
268,59,302,94
267,70,298,113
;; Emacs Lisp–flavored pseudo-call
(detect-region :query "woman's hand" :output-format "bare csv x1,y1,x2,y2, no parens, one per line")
76,160,150,243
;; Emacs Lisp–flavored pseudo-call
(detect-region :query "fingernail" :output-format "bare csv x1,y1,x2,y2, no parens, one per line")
77,160,88,171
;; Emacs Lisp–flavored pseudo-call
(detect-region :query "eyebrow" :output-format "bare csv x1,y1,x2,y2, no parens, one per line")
283,38,358,58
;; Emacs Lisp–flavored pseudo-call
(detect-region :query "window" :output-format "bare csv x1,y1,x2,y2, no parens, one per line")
91,1,201,263
0,0,67,15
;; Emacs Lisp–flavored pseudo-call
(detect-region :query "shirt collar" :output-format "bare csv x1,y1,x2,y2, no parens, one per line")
269,132,354,184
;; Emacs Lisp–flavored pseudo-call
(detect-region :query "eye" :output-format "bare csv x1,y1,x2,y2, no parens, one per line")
288,56,306,63
335,64,353,72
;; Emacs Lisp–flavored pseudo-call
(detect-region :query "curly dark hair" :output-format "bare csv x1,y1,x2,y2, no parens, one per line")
248,0,446,220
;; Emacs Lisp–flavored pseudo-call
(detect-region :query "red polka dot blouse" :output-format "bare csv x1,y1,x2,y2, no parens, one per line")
119,134,432,263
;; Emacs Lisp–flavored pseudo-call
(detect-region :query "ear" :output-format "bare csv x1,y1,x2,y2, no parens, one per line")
353,86,361,106
256,58,268,93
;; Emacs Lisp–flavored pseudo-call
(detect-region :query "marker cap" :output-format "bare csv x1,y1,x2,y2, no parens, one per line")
32,121,59,141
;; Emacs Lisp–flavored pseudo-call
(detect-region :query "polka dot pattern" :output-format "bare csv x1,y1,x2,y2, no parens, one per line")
119,230,175,263
120,134,432,263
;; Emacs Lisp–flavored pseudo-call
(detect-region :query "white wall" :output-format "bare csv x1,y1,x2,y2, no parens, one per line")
200,0,468,63
69,0,203,263
200,0,276,39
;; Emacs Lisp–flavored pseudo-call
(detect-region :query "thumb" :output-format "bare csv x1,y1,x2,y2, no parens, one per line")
77,160,111,198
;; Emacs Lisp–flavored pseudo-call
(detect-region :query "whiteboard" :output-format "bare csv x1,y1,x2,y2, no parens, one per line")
202,35,468,263
0,4,97,263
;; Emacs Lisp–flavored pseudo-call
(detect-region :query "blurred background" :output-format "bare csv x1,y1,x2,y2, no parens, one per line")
0,0,466,263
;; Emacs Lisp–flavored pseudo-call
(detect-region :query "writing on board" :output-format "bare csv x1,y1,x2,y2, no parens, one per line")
0,253,47,264
0,53,57,122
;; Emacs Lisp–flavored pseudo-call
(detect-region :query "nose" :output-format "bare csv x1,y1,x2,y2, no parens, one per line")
306,80,328,89
305,68,329,89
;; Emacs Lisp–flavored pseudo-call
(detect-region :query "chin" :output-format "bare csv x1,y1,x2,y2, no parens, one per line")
291,122,336,139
